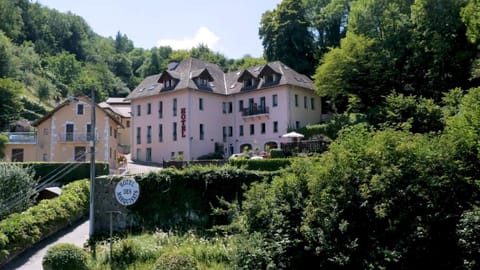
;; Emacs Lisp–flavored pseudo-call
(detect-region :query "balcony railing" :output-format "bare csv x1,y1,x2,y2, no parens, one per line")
241,106,269,117
59,132,98,142
3,132,37,144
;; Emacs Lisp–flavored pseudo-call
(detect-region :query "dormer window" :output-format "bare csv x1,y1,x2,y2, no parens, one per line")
197,77,208,87
265,74,276,84
192,68,214,90
259,64,281,87
163,79,176,90
238,70,259,91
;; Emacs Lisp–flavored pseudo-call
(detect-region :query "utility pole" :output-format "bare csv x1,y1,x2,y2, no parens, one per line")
89,88,96,239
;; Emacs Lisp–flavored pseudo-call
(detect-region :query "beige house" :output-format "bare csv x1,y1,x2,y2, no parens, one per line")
2,95,124,170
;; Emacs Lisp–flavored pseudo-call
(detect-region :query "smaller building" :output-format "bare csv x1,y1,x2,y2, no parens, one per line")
99,97,131,154
2,95,124,170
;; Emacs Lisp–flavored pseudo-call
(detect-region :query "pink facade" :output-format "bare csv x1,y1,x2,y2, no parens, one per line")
127,58,325,162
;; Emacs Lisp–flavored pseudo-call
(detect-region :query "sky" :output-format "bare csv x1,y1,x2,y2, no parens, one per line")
36,0,282,59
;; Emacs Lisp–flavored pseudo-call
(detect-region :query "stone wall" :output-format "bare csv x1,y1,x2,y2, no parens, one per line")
93,176,135,234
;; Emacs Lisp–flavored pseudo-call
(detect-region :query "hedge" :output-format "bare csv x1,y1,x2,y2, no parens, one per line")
228,158,292,171
0,179,90,266
16,162,109,186
129,165,280,230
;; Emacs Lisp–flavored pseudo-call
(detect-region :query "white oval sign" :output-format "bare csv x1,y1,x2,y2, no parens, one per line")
115,178,140,206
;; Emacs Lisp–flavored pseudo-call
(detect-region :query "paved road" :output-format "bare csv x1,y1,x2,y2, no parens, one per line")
2,218,90,270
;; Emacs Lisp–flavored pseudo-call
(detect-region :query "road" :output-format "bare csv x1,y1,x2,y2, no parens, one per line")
2,217,90,270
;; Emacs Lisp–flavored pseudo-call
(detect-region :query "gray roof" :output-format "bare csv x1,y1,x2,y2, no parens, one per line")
126,58,313,100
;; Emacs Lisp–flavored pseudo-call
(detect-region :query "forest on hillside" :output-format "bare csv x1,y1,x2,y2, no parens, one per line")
0,0,266,131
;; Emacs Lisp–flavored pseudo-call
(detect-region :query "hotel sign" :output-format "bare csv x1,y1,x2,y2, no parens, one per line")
181,107,186,137
115,178,140,206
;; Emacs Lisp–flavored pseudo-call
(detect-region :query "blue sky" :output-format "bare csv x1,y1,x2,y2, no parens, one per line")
37,0,282,59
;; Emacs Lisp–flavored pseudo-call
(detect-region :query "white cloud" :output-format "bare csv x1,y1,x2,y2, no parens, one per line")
157,26,221,51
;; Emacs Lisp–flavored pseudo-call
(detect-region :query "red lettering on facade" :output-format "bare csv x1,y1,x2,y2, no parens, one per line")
181,108,186,137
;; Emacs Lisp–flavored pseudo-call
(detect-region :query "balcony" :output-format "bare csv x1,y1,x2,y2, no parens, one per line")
3,132,37,144
58,132,98,142
241,106,269,120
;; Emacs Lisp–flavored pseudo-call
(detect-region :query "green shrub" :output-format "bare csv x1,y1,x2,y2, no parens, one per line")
21,162,109,186
269,149,285,158
0,163,37,219
110,237,158,266
152,252,198,270
42,243,88,270
229,158,291,171
0,179,89,264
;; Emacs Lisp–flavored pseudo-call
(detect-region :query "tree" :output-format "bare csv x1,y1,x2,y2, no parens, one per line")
0,0,24,42
114,31,134,54
303,0,352,57
0,31,18,79
408,0,477,99
259,0,316,75
0,78,24,131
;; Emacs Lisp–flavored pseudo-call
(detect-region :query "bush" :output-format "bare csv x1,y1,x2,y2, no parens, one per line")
42,243,88,270
109,237,158,267
22,162,109,186
0,163,37,219
0,179,89,264
229,158,291,171
152,252,198,270
269,149,285,158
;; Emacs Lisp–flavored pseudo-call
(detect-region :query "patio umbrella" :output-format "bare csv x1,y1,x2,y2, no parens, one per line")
281,131,304,138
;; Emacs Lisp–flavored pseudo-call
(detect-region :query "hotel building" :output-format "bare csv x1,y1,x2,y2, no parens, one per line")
126,58,326,162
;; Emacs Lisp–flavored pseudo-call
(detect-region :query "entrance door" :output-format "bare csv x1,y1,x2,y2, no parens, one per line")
66,124,74,141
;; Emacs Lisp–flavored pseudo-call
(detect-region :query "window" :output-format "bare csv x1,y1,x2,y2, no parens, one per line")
77,104,84,115
136,127,141,144
137,105,141,116
273,121,278,133
228,126,233,137
239,125,244,136
304,96,307,109
223,126,227,141
272,94,278,107
197,77,208,87
228,102,233,113
65,123,74,141
126,120,130,128
43,128,48,135
295,95,299,107
74,147,86,161
261,123,266,134
239,100,244,112
260,97,266,109
173,99,177,116
250,124,255,135
137,149,141,161
42,153,48,161
173,122,177,141
147,125,152,144
159,124,163,142
86,124,93,141
249,98,254,109
296,121,300,129
110,126,112,137
311,97,315,110
200,124,204,140
199,98,203,111
11,148,24,162
146,148,152,162
147,103,152,114
114,129,117,138
164,79,175,90
222,102,227,114
159,101,163,118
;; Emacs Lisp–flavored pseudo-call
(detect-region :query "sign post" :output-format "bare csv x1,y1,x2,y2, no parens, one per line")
109,178,140,263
